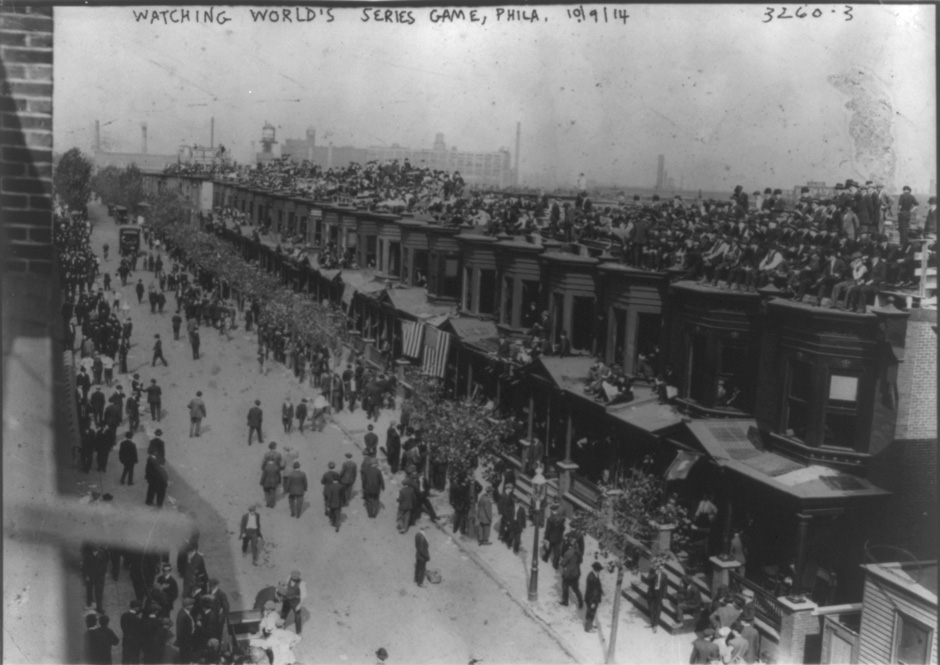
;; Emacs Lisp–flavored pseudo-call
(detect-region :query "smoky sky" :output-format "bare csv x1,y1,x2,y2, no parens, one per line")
54,4,935,191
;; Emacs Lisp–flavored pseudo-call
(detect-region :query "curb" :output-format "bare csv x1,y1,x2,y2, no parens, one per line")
326,410,591,665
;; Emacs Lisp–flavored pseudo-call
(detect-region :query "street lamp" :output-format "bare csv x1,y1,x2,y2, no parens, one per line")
527,465,547,602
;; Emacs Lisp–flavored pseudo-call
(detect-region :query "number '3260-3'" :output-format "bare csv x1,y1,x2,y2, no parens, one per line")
763,5,853,22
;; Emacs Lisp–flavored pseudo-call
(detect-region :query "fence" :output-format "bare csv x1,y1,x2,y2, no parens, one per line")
730,568,784,631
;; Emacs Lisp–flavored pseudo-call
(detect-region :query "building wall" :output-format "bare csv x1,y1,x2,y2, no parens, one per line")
858,572,938,665
895,313,938,441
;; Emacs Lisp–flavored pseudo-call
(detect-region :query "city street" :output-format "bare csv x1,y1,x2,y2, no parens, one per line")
66,201,578,664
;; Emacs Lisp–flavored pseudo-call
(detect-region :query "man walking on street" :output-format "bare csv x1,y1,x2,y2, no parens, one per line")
280,571,306,634
560,539,584,608
295,398,308,434
285,462,308,518
543,504,566,569
187,392,206,437
385,422,401,474
239,505,262,566
247,400,263,445
584,561,604,632
145,379,162,422
281,397,294,434
324,473,344,532
339,452,357,507
172,313,182,341
360,456,385,518
152,334,168,367
476,486,493,545
260,458,281,509
189,327,201,360
145,453,168,508
397,481,417,534
415,524,430,588
119,431,138,485
364,424,378,457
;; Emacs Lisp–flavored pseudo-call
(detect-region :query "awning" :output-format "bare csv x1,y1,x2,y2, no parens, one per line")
447,318,499,343
685,419,891,503
386,288,453,321
607,395,685,435
536,356,596,395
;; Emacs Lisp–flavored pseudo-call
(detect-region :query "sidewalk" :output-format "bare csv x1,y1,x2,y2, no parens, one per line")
305,389,694,665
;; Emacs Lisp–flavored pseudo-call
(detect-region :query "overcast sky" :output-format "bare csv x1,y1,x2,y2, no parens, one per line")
54,4,935,191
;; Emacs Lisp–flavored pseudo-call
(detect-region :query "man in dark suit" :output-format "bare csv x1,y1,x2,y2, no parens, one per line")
120,600,143,665
119,432,138,485
324,474,344,532
154,562,179,616
239,505,262,565
476,487,493,545
247,400,263,446
84,543,110,613
815,250,847,303
260,459,281,509
86,613,120,665
560,540,583,608
584,561,604,632
151,334,168,367
689,628,721,664
360,456,385,518
645,561,668,633
285,461,308,518
497,485,516,546
175,598,196,664
205,579,230,641
295,398,308,434
385,422,401,474
181,547,208,599
397,482,417,534
543,504,566,569
897,185,919,245
363,424,379,457
339,452,358,507
144,453,168,508
414,524,431,587
90,386,106,427
321,462,339,517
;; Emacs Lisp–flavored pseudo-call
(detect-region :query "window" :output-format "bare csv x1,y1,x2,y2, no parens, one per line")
635,313,662,366
364,236,377,268
571,297,595,351
464,267,474,311
479,269,497,316
412,249,429,288
503,276,515,325
440,254,460,299
823,373,858,448
612,308,627,367
521,281,541,328
894,612,932,664
688,335,710,403
718,341,749,410
552,293,565,342
388,242,401,278
786,360,813,440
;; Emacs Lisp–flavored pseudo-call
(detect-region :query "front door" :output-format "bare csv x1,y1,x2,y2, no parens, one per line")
821,616,859,664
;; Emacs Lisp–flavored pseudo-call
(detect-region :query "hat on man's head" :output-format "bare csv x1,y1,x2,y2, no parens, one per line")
376,648,389,662
154,429,162,436
703,627,716,638
291,570,301,580
255,399,261,405
268,441,276,449
592,562,603,572
903,185,912,192
328,462,336,469
263,600,277,611
742,589,755,599
718,627,731,638
293,461,300,469
182,598,195,608
345,452,353,458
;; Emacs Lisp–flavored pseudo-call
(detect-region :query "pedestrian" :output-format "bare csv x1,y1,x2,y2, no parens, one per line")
324,473,344,532
497,484,516,546
339,452,357,507
740,618,761,664
449,476,470,536
512,502,527,554
260,459,281,509
96,425,115,472
144,453,168,508
125,393,140,434
280,571,306,634
187,391,207,438
83,542,109,613
81,423,97,473
560,539,584,608
731,528,747,578
85,613,120,665
321,461,339,517
145,379,162,421
285,461,308,518
385,422,401,474
543,504,566,568
175,598,196,664
148,429,165,461
239,505,263,565
151,334,168,367
102,354,115,386
281,397,294,433
154,562,180,616
77,365,92,402
295,398,308,434
414,523,430,588
363,424,378,457
396,481,417,534
690,628,721,664
645,560,668,633
90,386,106,426
360,456,385,518
476,486,493,545
247,399,263,446
136,279,145,304
189,328,201,360
118,431,138,485
172,313,182,341
120,600,143,665
205,579,230,641
584,561,604,632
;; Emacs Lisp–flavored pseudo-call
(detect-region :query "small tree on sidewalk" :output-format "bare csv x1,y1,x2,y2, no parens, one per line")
402,368,514,489
53,147,93,211
569,467,688,664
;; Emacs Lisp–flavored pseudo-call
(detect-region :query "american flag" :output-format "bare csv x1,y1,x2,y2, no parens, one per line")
401,320,425,359
422,325,452,378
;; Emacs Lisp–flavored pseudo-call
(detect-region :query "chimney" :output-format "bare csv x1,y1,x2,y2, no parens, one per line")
210,117,215,149
514,121,521,187
141,123,148,154
95,120,100,152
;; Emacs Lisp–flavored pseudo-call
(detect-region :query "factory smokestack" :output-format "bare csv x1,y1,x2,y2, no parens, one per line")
141,123,148,155
210,117,214,149
95,120,100,152
514,122,521,187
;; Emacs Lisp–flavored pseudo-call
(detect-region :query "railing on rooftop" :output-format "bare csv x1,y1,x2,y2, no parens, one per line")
730,568,784,632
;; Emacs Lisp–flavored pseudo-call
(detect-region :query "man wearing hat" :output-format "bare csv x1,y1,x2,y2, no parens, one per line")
247,399,264,446
260,457,281,509
476,485,494,545
280,571,306,633
324,471,345,532
584,561,604,632
145,379,162,422
728,621,752,663
925,196,936,236
690,627,720,664
144,452,169,508
187,391,206,438
360,455,385,518
339,452,358,507
120,600,144,665
239,505,263,565
152,333,168,367
321,461,339,516
898,185,919,245
295,397,308,434
285,462,308,519
414,523,431,588
118,431,138,485
176,598,196,664
363,424,378,457
205,579,230,641
542,504,566,570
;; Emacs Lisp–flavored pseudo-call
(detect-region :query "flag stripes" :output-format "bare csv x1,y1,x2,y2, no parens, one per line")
422,324,452,378
401,320,424,359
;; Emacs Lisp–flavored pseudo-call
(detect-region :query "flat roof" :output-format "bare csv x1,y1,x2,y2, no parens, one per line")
862,561,938,607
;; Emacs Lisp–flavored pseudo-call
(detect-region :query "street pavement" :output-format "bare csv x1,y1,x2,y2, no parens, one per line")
60,202,698,664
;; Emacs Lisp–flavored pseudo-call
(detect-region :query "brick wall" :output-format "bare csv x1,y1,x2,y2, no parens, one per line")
895,312,938,440
1,6,54,345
